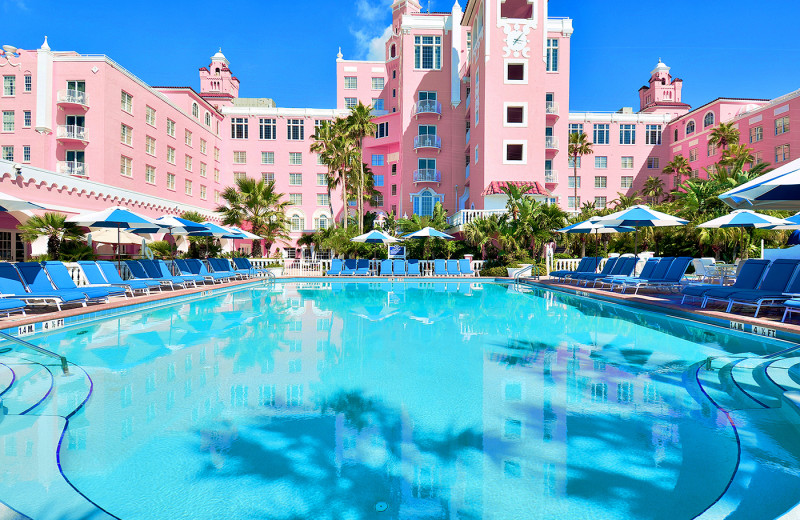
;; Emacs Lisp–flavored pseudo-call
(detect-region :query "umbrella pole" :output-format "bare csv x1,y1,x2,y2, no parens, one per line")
634,228,638,257
117,225,121,269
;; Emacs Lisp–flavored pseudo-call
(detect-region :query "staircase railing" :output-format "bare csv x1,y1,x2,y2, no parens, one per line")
0,331,69,374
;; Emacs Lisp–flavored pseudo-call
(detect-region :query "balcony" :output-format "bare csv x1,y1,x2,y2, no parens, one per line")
57,161,87,177
413,134,442,151
413,169,441,183
56,125,88,143
545,169,558,183
545,136,559,150
412,99,442,118
57,89,89,108
447,209,508,230
545,101,559,118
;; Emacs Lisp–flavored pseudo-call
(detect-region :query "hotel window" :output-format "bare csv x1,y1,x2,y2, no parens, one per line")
375,121,389,138
233,172,247,182
776,116,790,135
546,39,558,72
506,62,526,82
372,77,385,90
214,147,220,161
317,153,324,165
645,124,662,145
24,75,32,92
166,118,175,137
4,75,17,95
1,111,13,131
184,179,192,196
203,113,211,127
262,151,274,164
374,174,384,187
120,124,133,145
184,130,192,147
686,120,695,135
372,98,384,111
372,193,384,207
647,157,660,169
621,156,634,169
750,126,763,143
200,139,207,154
568,123,583,135
344,76,357,89
259,118,276,140
372,154,384,166
344,97,357,108
703,112,715,128
314,119,325,131
594,156,607,169
214,190,220,203
214,169,220,182
120,156,132,177
505,105,525,124
289,152,302,165
145,136,156,156
287,119,304,140
567,196,580,209
506,143,524,162
593,124,609,145
233,151,247,164
776,144,790,163
22,145,30,162
692,169,700,178
192,103,199,119
317,173,327,186
753,151,763,164
391,184,397,196
167,146,175,164
1,146,12,161
145,165,156,184
200,185,207,200
262,172,275,183
23,110,31,127
689,148,698,162
595,176,607,189
315,215,329,230
414,35,442,69
289,173,302,186
392,163,397,175
567,176,580,189
621,176,633,188
619,124,636,145
200,162,207,177
231,118,248,139
674,128,679,142
290,215,304,232
707,141,718,156
317,193,329,206
289,193,302,205
146,106,156,126
568,156,581,169
121,91,133,113
184,155,192,172
594,196,607,209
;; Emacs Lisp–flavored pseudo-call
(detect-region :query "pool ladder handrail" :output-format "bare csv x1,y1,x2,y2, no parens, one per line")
0,331,69,374
514,264,540,284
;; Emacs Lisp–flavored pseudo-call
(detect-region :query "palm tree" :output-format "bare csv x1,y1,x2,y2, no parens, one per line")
463,215,500,260
17,212,84,260
611,192,642,209
501,183,536,221
568,132,593,213
642,176,665,204
344,102,377,233
331,118,354,230
721,143,755,167
662,154,692,188
216,177,290,257
708,122,740,151
310,120,339,228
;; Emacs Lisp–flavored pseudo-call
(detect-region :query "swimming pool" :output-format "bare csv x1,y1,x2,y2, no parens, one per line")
1,280,799,519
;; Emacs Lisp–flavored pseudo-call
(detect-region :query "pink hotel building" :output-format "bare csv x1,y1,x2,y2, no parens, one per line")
0,0,797,259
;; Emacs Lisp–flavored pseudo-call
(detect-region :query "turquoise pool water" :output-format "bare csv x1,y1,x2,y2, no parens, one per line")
1,280,800,519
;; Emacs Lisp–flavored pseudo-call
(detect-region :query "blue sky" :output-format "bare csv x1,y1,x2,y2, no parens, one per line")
2,0,798,111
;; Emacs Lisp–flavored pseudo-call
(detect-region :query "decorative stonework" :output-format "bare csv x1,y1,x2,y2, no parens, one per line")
497,0,537,58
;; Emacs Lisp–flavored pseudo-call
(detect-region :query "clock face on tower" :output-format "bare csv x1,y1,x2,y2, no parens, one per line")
506,30,527,52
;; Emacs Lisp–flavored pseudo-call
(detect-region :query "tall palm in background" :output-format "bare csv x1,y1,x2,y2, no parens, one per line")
662,154,692,189
310,120,338,228
17,212,84,260
642,176,665,204
708,122,740,151
345,102,377,233
568,132,593,213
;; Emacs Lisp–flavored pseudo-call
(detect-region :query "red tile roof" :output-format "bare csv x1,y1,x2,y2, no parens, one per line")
482,181,551,196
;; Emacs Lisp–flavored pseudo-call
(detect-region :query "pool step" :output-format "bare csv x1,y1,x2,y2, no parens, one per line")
0,363,54,415
0,362,14,396
695,357,767,411
27,364,92,418
728,357,782,407
766,357,800,392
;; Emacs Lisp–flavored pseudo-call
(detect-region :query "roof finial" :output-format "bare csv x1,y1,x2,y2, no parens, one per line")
41,36,50,51
336,47,343,62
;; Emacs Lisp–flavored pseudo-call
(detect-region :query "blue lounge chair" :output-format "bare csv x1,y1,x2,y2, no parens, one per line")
705,259,800,316
433,259,447,276
782,299,800,322
182,259,231,283
393,259,406,276
354,259,371,276
617,257,692,294
550,257,601,282
4,263,87,310
340,259,358,276
209,258,245,280
607,258,673,290
42,261,128,300
0,298,26,316
126,260,183,290
407,259,421,276
598,258,660,290
380,259,393,276
78,261,151,297
97,261,163,292
140,259,196,288
156,260,204,286
571,257,620,285
459,259,476,277
232,257,269,277
326,259,343,276
680,259,770,305
446,260,460,276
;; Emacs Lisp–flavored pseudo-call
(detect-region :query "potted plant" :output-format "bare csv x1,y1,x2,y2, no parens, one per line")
264,261,284,277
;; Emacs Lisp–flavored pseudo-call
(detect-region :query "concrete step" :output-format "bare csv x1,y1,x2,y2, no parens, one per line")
0,363,53,416
766,357,800,393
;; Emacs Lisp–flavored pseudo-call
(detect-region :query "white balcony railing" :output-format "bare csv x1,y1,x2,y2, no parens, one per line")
448,209,508,228
56,125,87,141
545,169,558,183
413,169,441,183
57,89,89,107
545,136,559,149
413,134,442,150
57,161,87,177
545,101,559,115
412,99,442,117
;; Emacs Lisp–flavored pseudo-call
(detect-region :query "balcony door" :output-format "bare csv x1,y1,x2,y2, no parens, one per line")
66,115,85,128
418,91,437,101
66,80,86,93
418,125,437,136
66,150,85,164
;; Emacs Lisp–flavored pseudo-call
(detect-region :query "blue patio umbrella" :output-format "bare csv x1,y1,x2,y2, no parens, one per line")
402,227,455,240
698,210,794,259
558,216,635,257
67,206,165,263
0,192,45,212
187,221,241,239
595,205,688,255
130,216,209,266
719,157,800,210
351,230,400,243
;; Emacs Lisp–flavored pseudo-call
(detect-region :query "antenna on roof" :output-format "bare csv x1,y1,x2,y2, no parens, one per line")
427,0,431,12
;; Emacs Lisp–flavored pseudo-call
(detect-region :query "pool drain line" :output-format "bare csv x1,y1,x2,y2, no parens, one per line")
375,502,388,512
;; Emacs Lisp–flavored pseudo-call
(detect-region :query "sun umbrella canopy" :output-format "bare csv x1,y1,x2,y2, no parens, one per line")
226,226,262,240
558,216,635,234
402,227,455,240
187,222,241,239
719,157,800,210
351,230,400,243
0,192,45,212
697,209,794,229
88,228,152,244
67,206,162,230
596,205,688,228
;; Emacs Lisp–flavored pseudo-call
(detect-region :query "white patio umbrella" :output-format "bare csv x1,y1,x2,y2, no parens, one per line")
350,230,400,243
719,157,800,210
595,205,688,255
557,216,635,257
0,191,45,212
698,209,794,259
67,206,164,264
226,226,262,240
402,227,455,240
87,228,152,245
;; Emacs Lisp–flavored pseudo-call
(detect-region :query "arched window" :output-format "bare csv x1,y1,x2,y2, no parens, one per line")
411,189,441,217
290,214,304,232
205,112,211,126
215,67,220,75
192,103,199,118
390,44,396,58
703,112,715,128
316,215,329,230
686,121,695,135
674,128,678,142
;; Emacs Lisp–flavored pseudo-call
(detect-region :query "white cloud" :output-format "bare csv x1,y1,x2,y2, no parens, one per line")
355,0,391,22
350,0,394,60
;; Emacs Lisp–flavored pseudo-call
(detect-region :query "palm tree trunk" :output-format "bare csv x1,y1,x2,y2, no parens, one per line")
327,173,335,229
341,165,348,230
358,146,364,233
573,156,578,213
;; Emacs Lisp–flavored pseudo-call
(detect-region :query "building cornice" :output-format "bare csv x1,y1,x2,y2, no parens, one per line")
568,112,674,124
220,106,349,118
